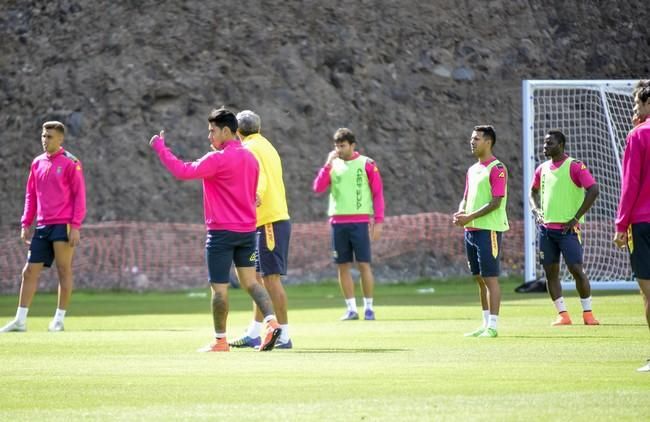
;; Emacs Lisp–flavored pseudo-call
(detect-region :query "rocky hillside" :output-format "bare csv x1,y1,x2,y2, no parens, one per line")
1,0,648,226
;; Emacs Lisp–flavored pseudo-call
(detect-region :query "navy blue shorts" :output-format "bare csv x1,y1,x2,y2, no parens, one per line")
331,223,371,264
256,220,291,277
538,226,583,266
205,230,256,283
629,222,650,279
28,224,69,267
464,230,502,277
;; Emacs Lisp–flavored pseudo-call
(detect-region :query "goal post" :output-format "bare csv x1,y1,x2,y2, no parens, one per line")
522,79,639,290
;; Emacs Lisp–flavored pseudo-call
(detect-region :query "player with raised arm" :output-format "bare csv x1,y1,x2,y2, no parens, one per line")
529,130,600,326
313,128,384,321
453,125,508,338
614,80,650,372
229,110,293,349
149,107,281,352
1,121,86,333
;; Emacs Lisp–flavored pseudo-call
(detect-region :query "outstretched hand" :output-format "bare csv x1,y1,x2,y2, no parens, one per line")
149,130,165,146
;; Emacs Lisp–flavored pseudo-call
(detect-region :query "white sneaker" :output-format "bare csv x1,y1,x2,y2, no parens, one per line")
48,319,64,332
637,360,650,372
0,319,26,332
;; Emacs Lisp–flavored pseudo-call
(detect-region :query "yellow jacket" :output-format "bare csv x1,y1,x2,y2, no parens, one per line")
243,133,290,226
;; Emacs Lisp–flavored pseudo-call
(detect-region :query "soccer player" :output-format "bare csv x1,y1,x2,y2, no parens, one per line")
453,125,508,338
1,121,86,333
229,110,293,349
529,130,600,326
614,81,650,372
313,128,384,321
149,107,281,352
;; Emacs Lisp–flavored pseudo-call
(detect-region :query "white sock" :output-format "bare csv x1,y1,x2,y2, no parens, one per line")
246,320,263,338
345,298,357,312
54,308,66,322
363,297,373,310
553,297,567,314
488,315,499,330
16,307,28,323
580,296,592,312
214,332,226,339
482,310,490,327
279,324,290,342
263,314,277,324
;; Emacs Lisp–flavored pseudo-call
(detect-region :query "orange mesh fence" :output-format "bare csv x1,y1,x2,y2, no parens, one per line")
0,213,524,293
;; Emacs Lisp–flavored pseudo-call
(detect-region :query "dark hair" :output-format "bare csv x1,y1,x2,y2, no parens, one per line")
333,127,356,144
636,83,650,104
473,125,495,147
42,121,65,135
547,129,566,147
208,107,238,133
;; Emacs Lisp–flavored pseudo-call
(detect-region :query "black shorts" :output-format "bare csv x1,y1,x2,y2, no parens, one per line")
629,222,650,279
28,224,69,267
256,220,291,277
538,226,583,266
331,223,371,264
464,230,502,277
205,230,256,283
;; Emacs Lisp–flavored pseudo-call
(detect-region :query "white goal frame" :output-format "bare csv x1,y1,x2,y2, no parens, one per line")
522,79,639,290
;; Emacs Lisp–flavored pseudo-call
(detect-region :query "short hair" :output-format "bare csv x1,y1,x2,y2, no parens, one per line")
547,129,566,147
236,110,261,136
333,127,356,144
208,107,238,133
473,125,495,147
42,121,65,135
635,81,650,104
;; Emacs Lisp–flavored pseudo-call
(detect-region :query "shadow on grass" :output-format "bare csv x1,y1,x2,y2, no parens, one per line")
292,348,410,354
507,335,632,339
77,328,195,332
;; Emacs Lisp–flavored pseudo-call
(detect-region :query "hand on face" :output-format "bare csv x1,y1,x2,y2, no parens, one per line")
149,130,164,146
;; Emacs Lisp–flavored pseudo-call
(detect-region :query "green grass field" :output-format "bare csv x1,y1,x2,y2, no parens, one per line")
1,277,649,421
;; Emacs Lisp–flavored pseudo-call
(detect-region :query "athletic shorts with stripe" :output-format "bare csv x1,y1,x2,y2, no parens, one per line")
464,229,502,277
255,220,291,277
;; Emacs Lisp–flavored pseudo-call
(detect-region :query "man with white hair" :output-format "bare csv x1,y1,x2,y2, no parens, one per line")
231,110,293,349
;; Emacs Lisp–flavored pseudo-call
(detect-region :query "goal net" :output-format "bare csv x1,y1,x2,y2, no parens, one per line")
522,80,638,289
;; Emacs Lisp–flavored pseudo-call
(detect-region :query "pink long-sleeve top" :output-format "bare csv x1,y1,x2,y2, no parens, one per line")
312,151,385,224
616,120,650,232
21,148,86,229
152,137,259,232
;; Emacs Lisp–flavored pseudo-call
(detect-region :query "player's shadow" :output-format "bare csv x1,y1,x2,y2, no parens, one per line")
508,335,631,339
292,348,409,354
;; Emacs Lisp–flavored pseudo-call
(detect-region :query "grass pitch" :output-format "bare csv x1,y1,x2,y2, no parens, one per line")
0,277,649,421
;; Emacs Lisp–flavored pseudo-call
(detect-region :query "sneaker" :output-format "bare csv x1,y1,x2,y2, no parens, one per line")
340,311,359,321
0,319,26,333
275,338,293,349
364,309,375,320
197,338,230,352
637,359,650,372
478,328,498,338
583,311,600,325
551,313,572,326
464,327,486,337
228,335,261,348
259,321,282,352
48,319,64,332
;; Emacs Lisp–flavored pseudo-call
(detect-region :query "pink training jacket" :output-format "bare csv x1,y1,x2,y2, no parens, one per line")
312,151,385,224
616,119,650,232
21,148,86,229
152,137,259,232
